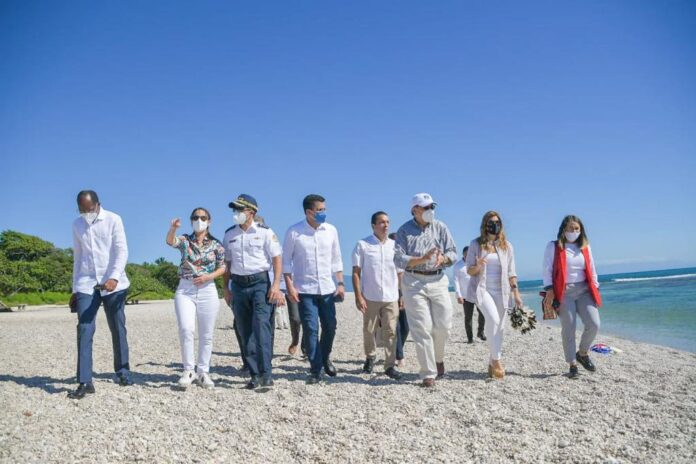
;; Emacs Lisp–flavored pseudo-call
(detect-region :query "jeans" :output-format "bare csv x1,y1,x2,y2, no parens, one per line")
75,289,130,383
298,293,337,376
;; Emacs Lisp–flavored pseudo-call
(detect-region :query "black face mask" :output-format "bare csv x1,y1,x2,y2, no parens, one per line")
486,221,501,235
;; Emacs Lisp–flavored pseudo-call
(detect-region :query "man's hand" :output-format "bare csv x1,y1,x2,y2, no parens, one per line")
334,285,345,302
457,296,464,304
223,287,233,306
355,294,367,314
398,296,405,311
268,285,284,306
103,279,118,292
287,285,300,304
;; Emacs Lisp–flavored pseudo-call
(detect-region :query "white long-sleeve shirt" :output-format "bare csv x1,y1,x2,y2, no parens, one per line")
282,220,343,295
452,259,472,300
72,208,130,294
542,241,599,288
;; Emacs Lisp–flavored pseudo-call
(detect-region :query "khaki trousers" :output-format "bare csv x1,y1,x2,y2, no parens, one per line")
363,299,400,370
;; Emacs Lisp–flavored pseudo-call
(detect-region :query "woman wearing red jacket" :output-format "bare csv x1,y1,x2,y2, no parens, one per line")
542,215,602,379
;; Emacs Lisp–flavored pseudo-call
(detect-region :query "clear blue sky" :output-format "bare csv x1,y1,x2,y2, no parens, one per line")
1,1,695,279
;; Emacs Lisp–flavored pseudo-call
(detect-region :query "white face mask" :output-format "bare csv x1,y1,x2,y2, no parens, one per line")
192,219,208,233
565,231,580,243
233,211,248,225
81,212,98,224
422,209,435,224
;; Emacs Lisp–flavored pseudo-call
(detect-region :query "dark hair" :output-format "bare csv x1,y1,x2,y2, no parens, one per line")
76,190,99,205
388,233,397,240
371,211,388,225
303,194,325,212
189,207,218,242
557,215,589,249
463,246,469,254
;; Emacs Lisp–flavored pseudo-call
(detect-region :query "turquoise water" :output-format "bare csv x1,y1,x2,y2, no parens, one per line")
519,267,696,353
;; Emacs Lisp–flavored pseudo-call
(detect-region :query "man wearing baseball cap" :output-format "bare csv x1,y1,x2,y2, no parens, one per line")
223,194,284,390
394,193,457,387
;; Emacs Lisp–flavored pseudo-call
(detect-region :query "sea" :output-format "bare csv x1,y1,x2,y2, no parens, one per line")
518,267,696,353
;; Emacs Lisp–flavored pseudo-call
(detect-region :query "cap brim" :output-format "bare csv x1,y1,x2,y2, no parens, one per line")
229,201,257,211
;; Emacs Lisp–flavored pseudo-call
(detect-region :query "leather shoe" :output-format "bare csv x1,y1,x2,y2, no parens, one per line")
478,333,487,341
116,373,133,386
385,367,403,380
306,374,322,385
324,360,337,377
67,383,95,399
244,377,259,390
568,365,580,379
421,378,435,388
436,362,446,379
576,352,596,372
362,356,376,374
467,338,474,344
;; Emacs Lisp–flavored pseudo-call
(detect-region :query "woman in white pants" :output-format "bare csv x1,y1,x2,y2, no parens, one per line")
466,211,523,379
167,207,226,389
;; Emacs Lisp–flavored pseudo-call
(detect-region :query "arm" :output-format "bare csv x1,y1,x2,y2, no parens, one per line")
588,245,599,288
394,227,437,269
466,241,486,276
104,216,128,291
70,224,82,308
331,228,345,298
542,241,554,289
282,228,299,303
508,244,523,307
166,218,182,246
223,261,232,305
352,266,366,313
265,230,284,305
439,223,458,268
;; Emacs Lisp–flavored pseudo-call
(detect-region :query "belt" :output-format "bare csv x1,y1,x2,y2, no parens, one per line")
407,269,442,276
230,271,269,285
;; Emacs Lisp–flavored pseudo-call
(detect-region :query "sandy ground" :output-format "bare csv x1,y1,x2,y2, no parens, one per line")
1,293,695,463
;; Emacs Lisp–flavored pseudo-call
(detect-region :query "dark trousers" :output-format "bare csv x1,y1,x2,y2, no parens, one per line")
75,289,130,383
298,293,337,376
232,319,248,369
395,309,409,361
285,292,308,353
231,274,275,381
463,300,485,340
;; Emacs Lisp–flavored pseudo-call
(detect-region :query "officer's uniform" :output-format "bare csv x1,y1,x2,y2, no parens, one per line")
223,221,282,383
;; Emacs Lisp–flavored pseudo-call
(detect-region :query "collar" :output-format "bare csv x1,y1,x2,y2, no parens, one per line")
305,219,325,231
371,233,388,244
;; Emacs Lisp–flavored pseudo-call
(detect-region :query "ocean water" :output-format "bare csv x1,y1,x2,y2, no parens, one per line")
519,267,696,353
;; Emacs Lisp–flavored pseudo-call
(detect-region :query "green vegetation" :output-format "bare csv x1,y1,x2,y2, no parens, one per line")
0,230,181,306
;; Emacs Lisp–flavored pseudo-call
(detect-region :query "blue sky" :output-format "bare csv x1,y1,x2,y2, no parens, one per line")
1,1,695,279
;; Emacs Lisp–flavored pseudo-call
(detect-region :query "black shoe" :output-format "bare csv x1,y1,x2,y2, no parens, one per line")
385,367,403,380
436,362,446,380
478,333,487,341
67,383,95,399
324,360,337,377
306,374,322,385
244,377,259,390
362,356,376,374
568,365,580,379
576,352,596,372
116,373,133,386
467,338,474,344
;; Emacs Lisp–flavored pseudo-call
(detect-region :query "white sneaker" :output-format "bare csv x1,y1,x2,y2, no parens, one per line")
177,370,196,389
197,372,215,389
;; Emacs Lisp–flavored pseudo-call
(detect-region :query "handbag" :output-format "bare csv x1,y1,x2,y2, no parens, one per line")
539,291,558,320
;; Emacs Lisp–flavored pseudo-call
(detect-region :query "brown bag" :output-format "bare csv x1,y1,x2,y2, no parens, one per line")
539,291,558,320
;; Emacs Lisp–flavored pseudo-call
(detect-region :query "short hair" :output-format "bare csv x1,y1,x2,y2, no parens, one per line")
303,194,325,212
462,246,469,254
76,190,99,205
371,211,388,225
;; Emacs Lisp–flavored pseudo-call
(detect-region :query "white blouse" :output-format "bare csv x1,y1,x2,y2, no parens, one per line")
542,241,599,288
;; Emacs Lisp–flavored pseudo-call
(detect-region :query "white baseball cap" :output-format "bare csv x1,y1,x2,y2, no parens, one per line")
411,193,436,208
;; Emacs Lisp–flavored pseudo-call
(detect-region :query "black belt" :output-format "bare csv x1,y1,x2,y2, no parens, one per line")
408,269,442,276
230,271,269,285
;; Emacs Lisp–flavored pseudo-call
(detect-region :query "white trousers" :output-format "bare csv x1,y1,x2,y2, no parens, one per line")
402,272,453,379
478,287,506,361
174,279,220,373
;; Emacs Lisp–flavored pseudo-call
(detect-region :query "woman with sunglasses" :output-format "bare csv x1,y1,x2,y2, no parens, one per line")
466,211,522,379
542,215,601,379
166,207,226,389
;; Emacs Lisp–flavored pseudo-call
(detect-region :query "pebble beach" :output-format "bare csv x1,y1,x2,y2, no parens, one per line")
1,293,695,463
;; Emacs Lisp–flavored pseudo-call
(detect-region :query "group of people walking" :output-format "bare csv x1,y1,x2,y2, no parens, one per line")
67,189,602,399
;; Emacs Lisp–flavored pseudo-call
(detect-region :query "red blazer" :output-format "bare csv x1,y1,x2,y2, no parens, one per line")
552,241,602,307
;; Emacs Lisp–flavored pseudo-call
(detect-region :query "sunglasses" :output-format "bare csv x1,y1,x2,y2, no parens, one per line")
421,204,436,210
191,215,208,221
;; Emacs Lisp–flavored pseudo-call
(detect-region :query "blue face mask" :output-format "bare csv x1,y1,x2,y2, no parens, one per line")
314,211,327,224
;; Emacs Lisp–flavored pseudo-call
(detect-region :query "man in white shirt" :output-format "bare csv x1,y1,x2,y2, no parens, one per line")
352,211,403,380
68,190,132,399
453,246,486,344
283,194,345,384
223,194,284,390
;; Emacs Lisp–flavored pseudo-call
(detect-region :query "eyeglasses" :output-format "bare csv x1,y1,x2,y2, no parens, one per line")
191,215,208,221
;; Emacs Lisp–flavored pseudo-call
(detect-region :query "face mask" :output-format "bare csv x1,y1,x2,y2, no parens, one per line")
565,231,580,243
422,209,435,223
192,220,208,233
233,212,248,225
486,221,501,235
81,212,98,224
314,211,327,224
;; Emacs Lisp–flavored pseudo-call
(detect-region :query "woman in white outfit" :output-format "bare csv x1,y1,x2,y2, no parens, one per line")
466,211,523,379
166,207,226,389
